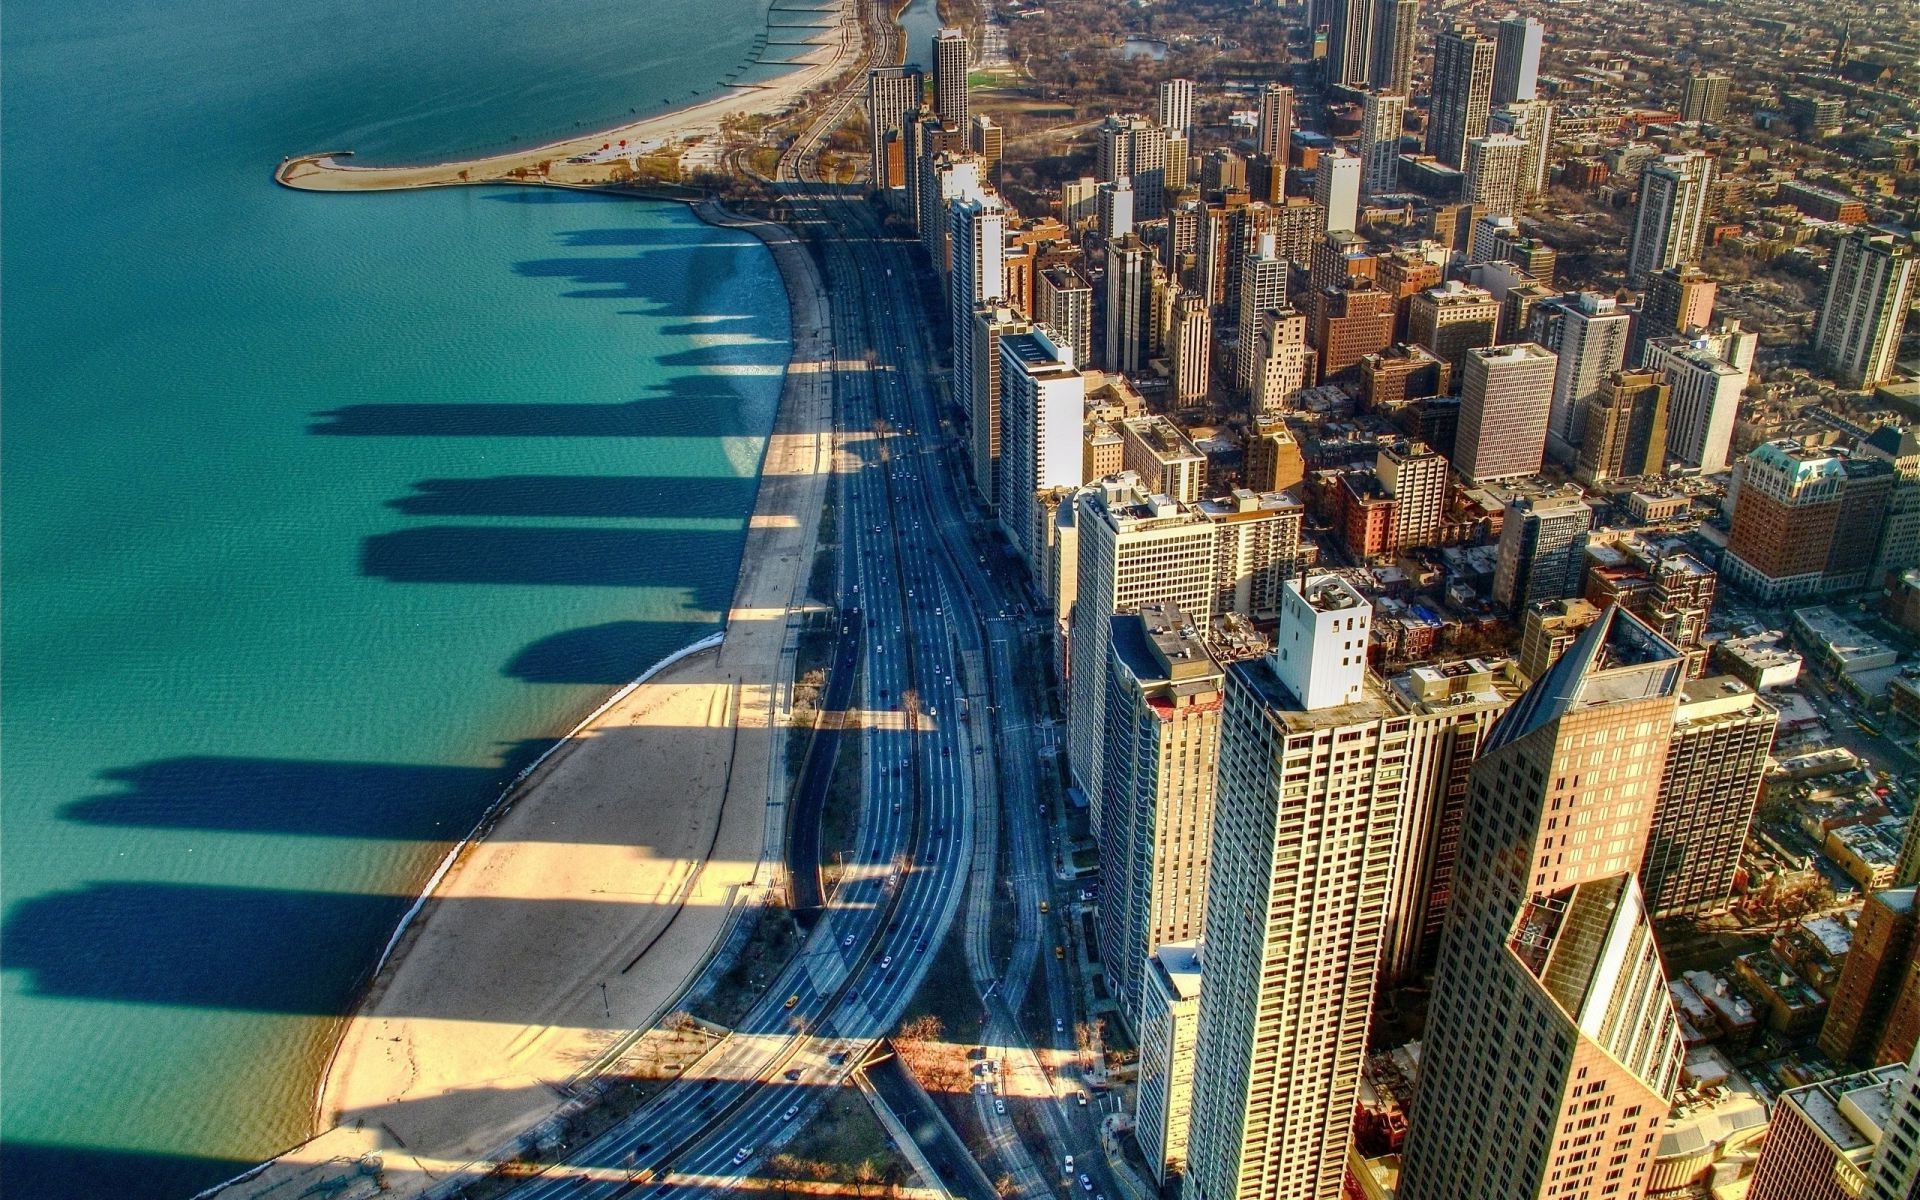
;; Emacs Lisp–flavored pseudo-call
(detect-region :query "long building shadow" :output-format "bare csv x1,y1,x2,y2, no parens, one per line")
311,379,775,440
0,1142,264,1200
0,882,728,1021
360,526,740,594
505,620,718,684
62,751,549,842
387,475,761,521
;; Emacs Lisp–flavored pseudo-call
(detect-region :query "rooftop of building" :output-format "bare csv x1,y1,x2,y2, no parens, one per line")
1112,602,1222,689
1121,414,1206,462
1674,676,1774,724
1468,341,1556,365
1195,488,1302,521
1228,653,1399,733
1003,329,1078,377
1785,1062,1908,1155
1149,940,1203,1001
1390,656,1528,712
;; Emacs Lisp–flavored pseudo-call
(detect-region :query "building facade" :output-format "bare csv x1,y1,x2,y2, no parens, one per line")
1400,608,1688,1200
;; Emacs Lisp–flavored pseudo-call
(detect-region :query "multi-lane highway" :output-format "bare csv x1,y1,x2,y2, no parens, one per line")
509,4,1134,1195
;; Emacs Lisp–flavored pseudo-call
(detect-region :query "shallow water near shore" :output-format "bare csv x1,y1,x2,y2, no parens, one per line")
1,0,800,1194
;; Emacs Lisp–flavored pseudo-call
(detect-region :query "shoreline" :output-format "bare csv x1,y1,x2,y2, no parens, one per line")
199,165,838,1200
274,0,861,192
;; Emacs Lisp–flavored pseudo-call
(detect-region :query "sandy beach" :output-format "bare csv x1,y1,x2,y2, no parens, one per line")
199,198,836,1199
276,0,859,192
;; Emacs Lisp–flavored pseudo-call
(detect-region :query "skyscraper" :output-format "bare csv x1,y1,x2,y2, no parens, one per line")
996,328,1084,568
1723,439,1898,601
1488,99,1554,199
1369,0,1419,97
1463,133,1530,217
1376,439,1448,550
1186,575,1400,1200
1106,234,1151,374
1400,608,1687,1200
1256,83,1294,161
1409,280,1500,378
1235,233,1288,395
1680,72,1729,125
1493,489,1591,610
865,66,924,191
1252,308,1314,417
966,304,1029,507
1626,151,1714,286
1429,27,1497,168
1455,343,1558,482
1098,604,1223,1025
1170,292,1213,404
1640,676,1777,919
1645,336,1747,474
932,26,969,128
1527,291,1632,465
1492,14,1544,106
1097,114,1172,219
949,195,1006,442
1359,91,1407,196
1158,77,1195,141
1066,477,1219,817
1813,228,1918,390
1575,368,1669,484
1313,149,1361,234
1325,0,1374,88
1036,264,1093,371
1098,178,1136,242
1138,942,1204,1189
1821,889,1918,1066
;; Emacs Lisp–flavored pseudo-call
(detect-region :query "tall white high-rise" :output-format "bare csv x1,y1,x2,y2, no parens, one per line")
1138,942,1204,1188
1813,227,1919,390
1097,115,1172,219
1463,133,1530,218
1645,334,1749,473
1185,575,1400,1200
1235,233,1288,395
1065,476,1219,822
1488,99,1553,198
1526,291,1632,463
1098,178,1136,242
949,194,1006,465
932,26,969,127
1098,605,1223,1025
865,66,924,189
1359,91,1407,197
1626,151,1714,285
996,328,1084,569
1158,77,1195,141
1314,149,1362,234
1401,609,1687,1200
1257,84,1294,160
1492,14,1544,105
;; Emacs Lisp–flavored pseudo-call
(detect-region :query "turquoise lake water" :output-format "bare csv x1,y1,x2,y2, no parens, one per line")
0,1,811,1194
